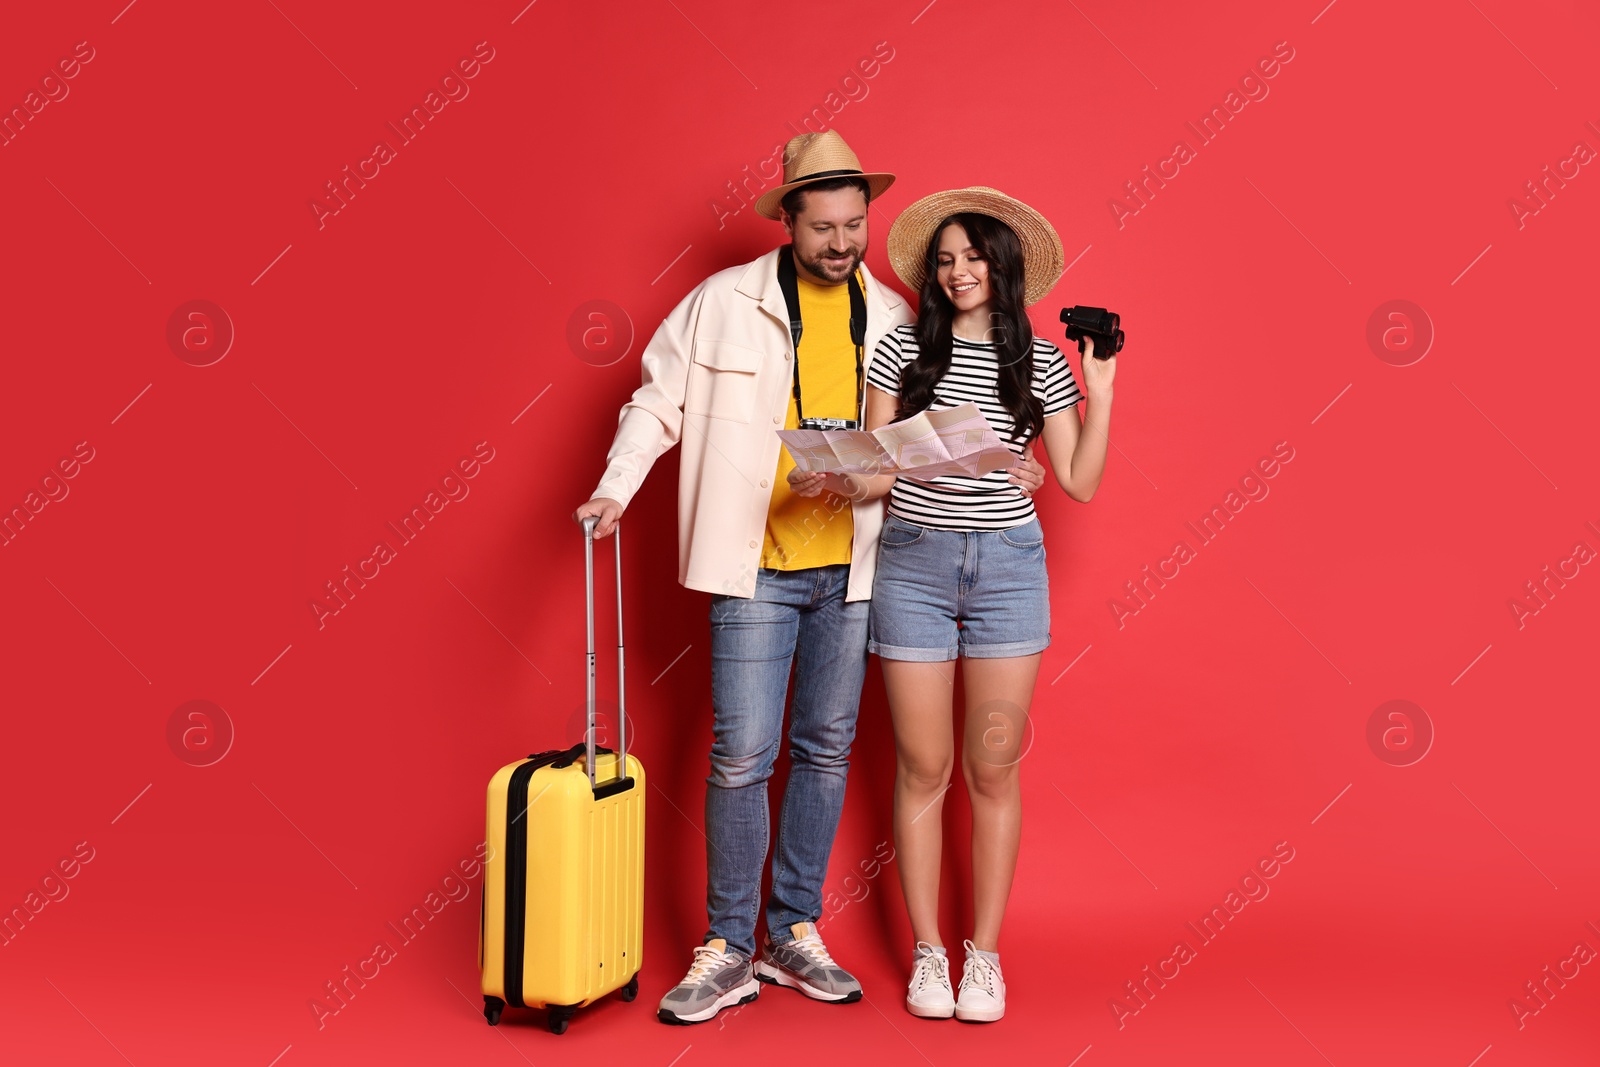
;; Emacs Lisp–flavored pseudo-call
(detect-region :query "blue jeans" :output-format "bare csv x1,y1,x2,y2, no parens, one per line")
704,563,869,958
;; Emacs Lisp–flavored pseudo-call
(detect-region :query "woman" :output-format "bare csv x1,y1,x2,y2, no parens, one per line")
790,186,1116,1021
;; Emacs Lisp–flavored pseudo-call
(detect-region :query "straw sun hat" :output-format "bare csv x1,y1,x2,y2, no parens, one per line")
887,186,1065,307
754,130,896,220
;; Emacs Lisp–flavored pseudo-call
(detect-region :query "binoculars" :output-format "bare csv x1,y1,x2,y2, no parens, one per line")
1060,306,1124,360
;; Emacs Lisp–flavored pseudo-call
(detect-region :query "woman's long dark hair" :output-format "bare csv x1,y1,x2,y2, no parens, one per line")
896,212,1043,444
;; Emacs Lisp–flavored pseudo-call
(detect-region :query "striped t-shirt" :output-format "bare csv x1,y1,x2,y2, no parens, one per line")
866,324,1082,530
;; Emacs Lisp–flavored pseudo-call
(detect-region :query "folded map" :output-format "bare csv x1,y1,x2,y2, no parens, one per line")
777,402,1016,479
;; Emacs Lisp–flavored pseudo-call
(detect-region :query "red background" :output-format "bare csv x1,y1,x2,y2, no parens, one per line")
3,1,1597,1064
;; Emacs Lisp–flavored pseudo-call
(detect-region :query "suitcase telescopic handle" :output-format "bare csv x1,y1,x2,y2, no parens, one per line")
581,515,626,790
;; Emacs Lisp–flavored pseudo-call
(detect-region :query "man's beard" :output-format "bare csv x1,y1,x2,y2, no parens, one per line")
797,245,863,283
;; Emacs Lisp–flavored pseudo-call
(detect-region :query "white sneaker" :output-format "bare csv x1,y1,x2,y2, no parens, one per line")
955,939,1005,1022
905,942,955,1019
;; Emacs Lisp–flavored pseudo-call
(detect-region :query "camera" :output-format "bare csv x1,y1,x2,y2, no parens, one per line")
798,417,859,431
1060,306,1125,360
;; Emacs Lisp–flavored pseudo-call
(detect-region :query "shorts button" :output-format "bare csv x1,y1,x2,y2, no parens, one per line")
748,539,758,549
761,479,770,487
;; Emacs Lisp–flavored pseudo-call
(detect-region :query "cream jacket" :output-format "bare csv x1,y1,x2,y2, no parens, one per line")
591,248,913,602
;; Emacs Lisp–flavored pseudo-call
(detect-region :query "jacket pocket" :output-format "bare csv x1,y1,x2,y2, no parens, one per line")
684,340,764,423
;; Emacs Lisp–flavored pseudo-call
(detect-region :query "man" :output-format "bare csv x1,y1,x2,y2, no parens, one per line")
572,130,1045,1026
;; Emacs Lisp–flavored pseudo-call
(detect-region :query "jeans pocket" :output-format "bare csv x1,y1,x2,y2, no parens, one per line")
998,519,1044,548
880,516,925,547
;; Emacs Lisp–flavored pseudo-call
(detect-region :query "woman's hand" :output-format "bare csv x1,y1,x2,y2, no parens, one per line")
1078,334,1116,400
1009,446,1046,497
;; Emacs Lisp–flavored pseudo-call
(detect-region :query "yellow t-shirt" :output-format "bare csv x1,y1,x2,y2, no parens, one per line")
761,270,859,570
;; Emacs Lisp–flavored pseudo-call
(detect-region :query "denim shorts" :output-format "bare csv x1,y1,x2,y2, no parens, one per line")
868,515,1050,662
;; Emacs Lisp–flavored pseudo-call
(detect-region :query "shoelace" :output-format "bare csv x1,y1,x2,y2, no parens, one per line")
791,935,839,969
683,945,730,983
960,942,1000,997
910,950,950,993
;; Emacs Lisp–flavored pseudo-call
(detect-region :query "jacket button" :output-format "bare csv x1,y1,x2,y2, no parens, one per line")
772,415,781,425
761,479,770,487
748,539,758,549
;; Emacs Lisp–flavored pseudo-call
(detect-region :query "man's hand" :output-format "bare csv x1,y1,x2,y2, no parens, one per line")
573,497,623,538
787,468,846,499
787,467,864,502
1009,446,1047,497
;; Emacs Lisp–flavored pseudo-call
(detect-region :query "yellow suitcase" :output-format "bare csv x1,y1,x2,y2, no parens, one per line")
480,518,644,1033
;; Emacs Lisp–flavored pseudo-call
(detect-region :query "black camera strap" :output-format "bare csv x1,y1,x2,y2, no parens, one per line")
778,245,865,425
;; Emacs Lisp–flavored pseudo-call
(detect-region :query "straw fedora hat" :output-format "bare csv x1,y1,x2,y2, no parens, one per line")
754,130,896,220
887,186,1065,307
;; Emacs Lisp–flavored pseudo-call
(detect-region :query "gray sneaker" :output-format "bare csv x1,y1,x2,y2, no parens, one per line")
754,922,863,1003
657,939,760,1025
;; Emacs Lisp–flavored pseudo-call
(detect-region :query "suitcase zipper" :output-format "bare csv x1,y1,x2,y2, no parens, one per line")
501,742,612,1008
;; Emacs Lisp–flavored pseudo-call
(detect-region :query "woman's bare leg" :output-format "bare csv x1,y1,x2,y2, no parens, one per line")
882,658,958,948
960,653,1041,952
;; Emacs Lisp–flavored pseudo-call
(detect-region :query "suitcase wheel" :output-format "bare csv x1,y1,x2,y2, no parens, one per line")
483,996,505,1027
620,973,639,1002
547,1005,576,1035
